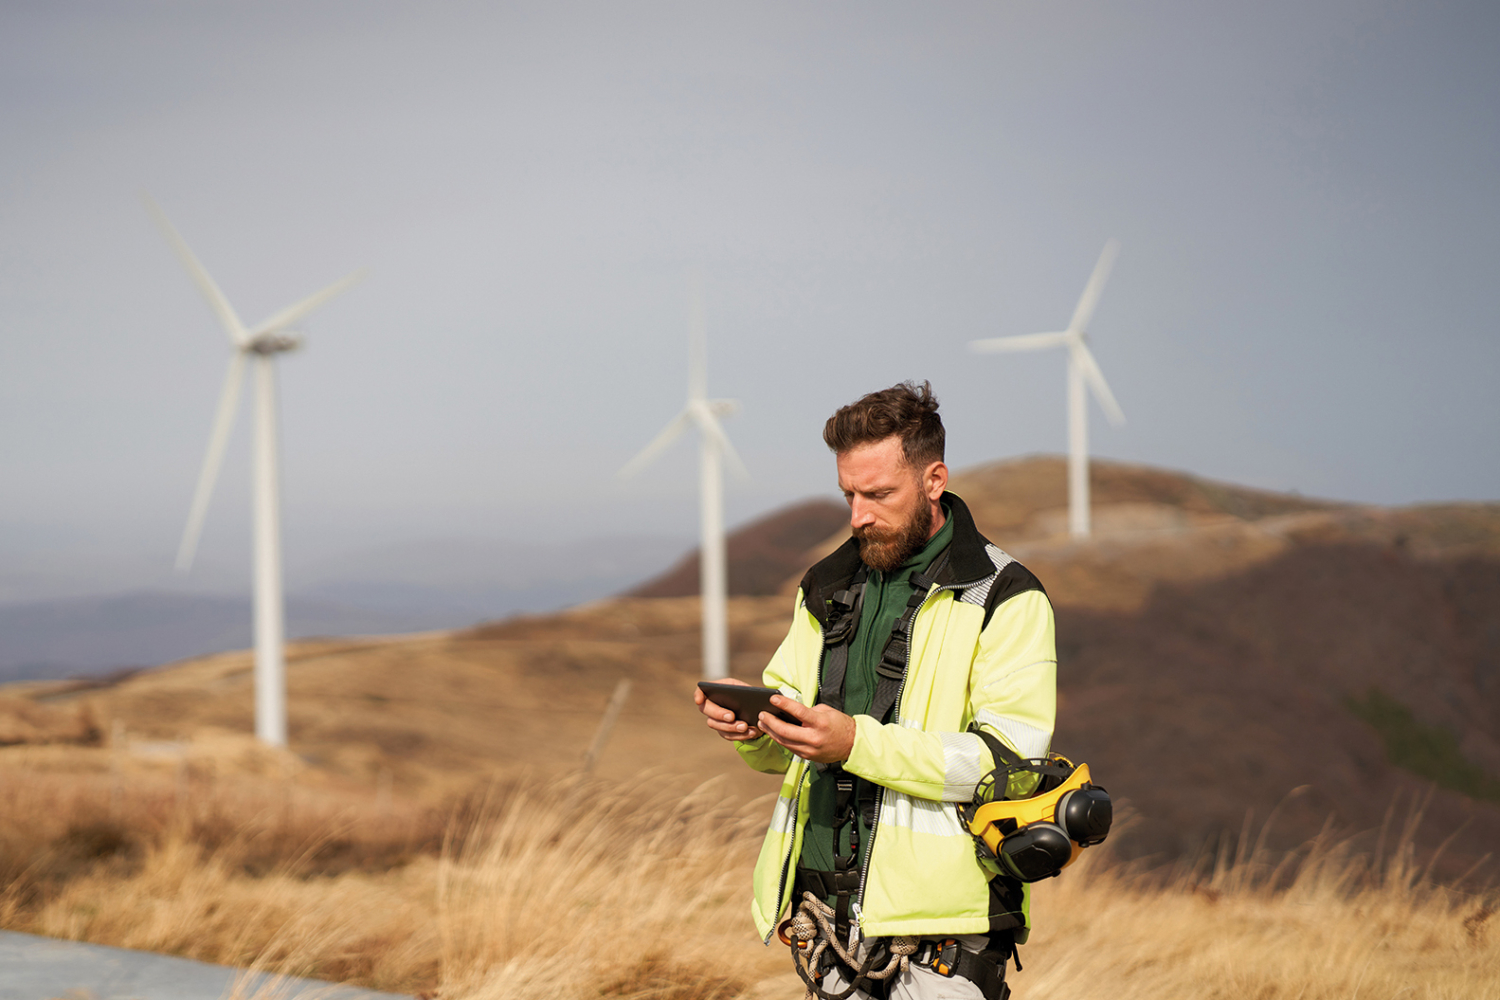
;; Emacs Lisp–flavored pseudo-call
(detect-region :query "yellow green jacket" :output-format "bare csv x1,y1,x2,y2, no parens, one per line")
737,492,1057,943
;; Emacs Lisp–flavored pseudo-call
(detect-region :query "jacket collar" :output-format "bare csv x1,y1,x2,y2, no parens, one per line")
799,491,994,625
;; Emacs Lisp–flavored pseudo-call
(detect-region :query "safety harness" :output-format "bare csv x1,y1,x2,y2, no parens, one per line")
783,549,1014,999
804,552,949,939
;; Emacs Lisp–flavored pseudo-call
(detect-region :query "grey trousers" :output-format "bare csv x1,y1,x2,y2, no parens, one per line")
810,935,999,1000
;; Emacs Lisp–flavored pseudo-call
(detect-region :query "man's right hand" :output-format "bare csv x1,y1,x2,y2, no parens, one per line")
693,677,766,742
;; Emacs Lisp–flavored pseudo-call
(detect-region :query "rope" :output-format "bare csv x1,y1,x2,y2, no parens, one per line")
785,891,918,1000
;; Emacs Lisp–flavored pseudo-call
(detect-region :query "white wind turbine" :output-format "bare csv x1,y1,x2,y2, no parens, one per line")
145,195,365,746
619,292,746,680
970,240,1126,539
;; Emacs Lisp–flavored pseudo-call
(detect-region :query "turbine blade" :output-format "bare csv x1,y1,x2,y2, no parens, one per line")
249,268,368,337
970,331,1072,353
1069,340,1126,426
142,194,248,346
176,352,248,570
618,410,692,480
1067,239,1120,335
696,408,749,480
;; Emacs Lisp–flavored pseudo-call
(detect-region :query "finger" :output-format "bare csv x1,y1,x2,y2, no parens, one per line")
769,695,814,724
699,698,737,724
758,711,812,749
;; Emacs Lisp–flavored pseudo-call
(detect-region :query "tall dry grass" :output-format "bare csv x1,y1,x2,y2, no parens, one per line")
1020,797,1498,1000
0,766,1494,1000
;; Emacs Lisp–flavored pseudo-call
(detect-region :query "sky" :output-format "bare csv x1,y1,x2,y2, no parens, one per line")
2,0,1498,602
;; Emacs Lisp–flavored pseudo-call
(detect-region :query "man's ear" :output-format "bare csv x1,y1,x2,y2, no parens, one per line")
924,461,948,501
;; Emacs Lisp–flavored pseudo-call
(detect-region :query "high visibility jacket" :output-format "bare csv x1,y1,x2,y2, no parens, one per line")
737,492,1057,943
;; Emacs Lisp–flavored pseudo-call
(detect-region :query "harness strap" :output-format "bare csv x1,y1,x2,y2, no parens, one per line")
818,570,868,714
865,551,949,726
967,726,1074,796
796,865,862,901
914,939,1011,1000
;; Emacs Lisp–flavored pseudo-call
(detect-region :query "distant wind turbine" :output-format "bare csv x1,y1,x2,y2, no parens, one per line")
145,195,365,746
619,291,746,680
970,240,1126,538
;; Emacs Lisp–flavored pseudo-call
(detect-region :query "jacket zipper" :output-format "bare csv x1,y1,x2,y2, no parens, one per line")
766,763,811,943
765,602,827,944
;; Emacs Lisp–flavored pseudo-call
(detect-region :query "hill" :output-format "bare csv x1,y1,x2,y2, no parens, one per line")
3,455,1498,880
626,498,848,597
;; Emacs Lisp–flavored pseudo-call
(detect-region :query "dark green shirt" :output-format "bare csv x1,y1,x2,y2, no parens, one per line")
799,507,954,894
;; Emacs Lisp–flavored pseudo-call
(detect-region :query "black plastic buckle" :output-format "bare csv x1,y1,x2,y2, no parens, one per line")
926,939,960,978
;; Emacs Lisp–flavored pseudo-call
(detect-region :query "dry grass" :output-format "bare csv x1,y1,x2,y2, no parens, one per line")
0,766,1495,1000
1020,798,1498,1000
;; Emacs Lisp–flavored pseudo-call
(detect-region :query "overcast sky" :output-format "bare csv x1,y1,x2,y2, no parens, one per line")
3,1,1498,599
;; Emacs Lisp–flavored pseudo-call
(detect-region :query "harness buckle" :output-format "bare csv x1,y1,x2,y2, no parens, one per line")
919,939,960,978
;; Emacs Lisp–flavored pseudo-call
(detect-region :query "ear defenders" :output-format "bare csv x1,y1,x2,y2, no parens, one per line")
960,730,1113,883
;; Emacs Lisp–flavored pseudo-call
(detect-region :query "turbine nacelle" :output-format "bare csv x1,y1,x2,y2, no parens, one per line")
247,331,303,355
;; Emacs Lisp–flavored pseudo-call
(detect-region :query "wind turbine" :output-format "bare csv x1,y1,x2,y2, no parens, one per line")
145,195,365,746
619,291,746,680
970,240,1126,538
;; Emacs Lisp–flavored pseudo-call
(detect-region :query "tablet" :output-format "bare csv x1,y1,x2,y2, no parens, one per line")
698,682,801,726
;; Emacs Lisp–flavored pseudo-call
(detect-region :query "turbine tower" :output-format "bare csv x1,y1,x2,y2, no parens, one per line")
619,291,746,680
145,195,365,746
970,240,1126,538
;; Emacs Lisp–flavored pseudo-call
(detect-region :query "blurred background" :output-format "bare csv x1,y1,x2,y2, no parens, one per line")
3,0,1497,679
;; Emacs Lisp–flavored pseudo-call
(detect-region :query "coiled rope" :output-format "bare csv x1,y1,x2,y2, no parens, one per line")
785,891,918,1000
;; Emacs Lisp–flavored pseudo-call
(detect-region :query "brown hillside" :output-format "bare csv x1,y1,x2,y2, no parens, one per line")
4,457,1499,882
1054,543,1500,868
628,497,847,597
5,600,792,804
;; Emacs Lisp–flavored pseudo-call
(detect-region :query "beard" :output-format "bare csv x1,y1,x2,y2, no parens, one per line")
854,491,934,573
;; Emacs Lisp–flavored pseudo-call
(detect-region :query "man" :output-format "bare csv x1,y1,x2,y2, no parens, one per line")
695,381,1056,1000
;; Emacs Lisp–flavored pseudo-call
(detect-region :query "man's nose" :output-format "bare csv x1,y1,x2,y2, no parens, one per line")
849,498,876,528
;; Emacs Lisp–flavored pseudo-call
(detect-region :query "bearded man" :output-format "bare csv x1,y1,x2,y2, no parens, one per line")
695,381,1056,1000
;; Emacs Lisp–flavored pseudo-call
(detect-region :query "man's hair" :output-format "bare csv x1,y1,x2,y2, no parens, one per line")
823,380,945,469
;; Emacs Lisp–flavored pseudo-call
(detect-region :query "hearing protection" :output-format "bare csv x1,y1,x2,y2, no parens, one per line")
960,727,1113,883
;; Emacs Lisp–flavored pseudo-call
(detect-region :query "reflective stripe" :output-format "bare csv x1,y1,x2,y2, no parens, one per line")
940,731,986,801
956,544,1017,607
974,709,1052,759
877,789,967,838
769,791,799,835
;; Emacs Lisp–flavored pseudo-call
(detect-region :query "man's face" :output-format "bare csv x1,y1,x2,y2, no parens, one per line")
836,436,946,573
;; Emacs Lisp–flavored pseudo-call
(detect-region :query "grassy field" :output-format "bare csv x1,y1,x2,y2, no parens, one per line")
0,764,1494,1000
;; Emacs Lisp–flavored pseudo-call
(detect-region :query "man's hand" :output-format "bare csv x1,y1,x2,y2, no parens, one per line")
693,678,766,742
759,696,856,764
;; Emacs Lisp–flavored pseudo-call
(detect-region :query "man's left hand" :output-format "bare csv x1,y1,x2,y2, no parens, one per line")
758,696,856,764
